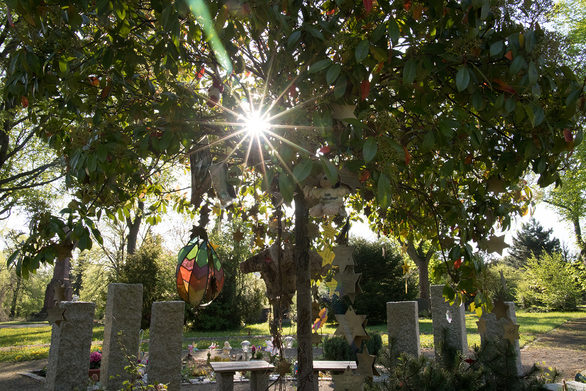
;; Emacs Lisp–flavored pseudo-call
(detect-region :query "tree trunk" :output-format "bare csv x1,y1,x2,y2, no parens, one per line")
9,274,21,319
36,242,74,320
294,192,314,391
572,217,586,264
406,241,432,312
126,201,144,255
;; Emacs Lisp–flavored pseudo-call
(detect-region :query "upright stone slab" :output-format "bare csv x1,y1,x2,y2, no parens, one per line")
387,301,420,358
100,283,143,390
479,302,522,376
46,301,95,391
430,285,467,363
148,301,184,391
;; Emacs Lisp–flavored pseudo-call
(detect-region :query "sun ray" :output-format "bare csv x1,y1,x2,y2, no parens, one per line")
259,55,276,111
263,129,312,155
261,133,302,189
266,92,328,123
187,128,248,155
222,134,249,164
266,74,300,114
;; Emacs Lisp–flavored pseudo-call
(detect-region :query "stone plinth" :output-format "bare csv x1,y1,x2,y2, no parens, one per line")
479,301,522,376
387,301,420,358
430,285,467,363
100,283,143,390
46,301,95,391
147,301,184,391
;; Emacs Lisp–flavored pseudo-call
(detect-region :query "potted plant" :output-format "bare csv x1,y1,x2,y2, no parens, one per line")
89,350,102,380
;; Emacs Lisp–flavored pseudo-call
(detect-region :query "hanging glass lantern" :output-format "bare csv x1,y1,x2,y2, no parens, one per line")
176,236,224,307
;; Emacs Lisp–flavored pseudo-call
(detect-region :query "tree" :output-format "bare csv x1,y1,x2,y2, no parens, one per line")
546,140,586,262
516,252,582,310
505,218,561,267
3,2,584,390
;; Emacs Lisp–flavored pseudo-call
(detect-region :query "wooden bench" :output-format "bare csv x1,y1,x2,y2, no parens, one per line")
312,361,358,391
210,360,275,391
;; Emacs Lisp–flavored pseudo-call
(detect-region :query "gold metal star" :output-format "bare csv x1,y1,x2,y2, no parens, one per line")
477,318,487,336
334,269,361,300
332,366,365,390
325,279,338,298
492,299,509,320
312,332,322,346
335,307,368,346
318,246,335,266
478,235,508,255
357,350,377,377
333,246,355,269
503,319,520,343
232,229,244,242
47,307,66,326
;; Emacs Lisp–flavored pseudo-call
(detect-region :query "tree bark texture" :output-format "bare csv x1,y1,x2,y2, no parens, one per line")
9,274,21,319
37,242,73,319
126,201,144,255
572,217,586,264
294,192,315,391
406,241,433,311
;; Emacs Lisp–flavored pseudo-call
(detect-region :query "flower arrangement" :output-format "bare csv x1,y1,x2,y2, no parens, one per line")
89,350,102,369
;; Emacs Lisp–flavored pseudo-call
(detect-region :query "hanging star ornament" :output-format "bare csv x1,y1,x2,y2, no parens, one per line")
334,269,361,303
335,307,368,346
492,299,509,320
503,319,520,343
477,318,487,336
478,235,508,255
47,307,66,326
332,366,365,391
312,332,323,346
318,246,335,267
333,246,355,269
325,279,338,298
357,350,377,377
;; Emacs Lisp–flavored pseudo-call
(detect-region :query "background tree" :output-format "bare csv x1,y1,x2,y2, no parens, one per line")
3,1,584,389
504,218,561,267
351,238,417,324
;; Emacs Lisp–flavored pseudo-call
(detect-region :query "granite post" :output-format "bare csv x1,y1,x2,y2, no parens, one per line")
430,285,467,364
387,301,420,358
479,301,523,376
100,283,143,390
147,301,184,391
46,301,95,391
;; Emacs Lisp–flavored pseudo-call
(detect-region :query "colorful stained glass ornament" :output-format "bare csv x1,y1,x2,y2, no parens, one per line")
176,236,224,307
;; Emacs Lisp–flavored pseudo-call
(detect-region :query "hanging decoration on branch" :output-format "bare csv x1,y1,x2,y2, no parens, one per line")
176,235,225,307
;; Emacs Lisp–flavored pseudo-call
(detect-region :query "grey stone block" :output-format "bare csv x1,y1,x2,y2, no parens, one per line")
479,301,522,376
387,301,420,358
430,285,467,363
147,301,184,391
46,301,95,391
100,283,143,390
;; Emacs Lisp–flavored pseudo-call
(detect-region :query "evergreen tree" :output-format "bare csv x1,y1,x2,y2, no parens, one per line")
506,218,561,267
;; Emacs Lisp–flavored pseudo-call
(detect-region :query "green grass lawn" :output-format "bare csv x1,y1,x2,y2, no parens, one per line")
1,310,583,363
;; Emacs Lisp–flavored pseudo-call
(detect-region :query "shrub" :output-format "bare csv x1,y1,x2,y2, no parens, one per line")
348,239,417,324
516,252,582,310
366,333,383,357
323,336,354,361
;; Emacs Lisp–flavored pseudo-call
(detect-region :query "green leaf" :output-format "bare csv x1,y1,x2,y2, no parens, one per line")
6,250,20,267
59,58,68,73
287,30,301,48
388,18,400,44
326,64,341,85
528,61,538,85
278,173,295,203
510,55,527,74
334,75,347,99
456,67,470,92
421,131,435,151
309,59,331,74
320,158,338,184
355,40,370,63
403,59,417,84
377,173,391,208
363,137,377,162
490,41,503,57
293,159,313,183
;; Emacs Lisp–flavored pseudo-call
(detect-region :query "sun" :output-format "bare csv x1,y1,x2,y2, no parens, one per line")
243,110,271,137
